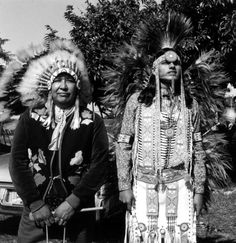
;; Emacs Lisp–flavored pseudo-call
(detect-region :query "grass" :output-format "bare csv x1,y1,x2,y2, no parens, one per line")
0,185,236,243
197,184,236,243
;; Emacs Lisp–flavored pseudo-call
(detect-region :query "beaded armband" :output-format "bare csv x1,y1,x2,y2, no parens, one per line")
193,132,202,142
117,134,133,144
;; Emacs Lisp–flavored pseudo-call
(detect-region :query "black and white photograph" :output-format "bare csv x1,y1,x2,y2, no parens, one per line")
0,0,235,242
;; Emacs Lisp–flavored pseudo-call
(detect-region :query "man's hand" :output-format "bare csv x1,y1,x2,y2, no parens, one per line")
54,201,75,226
119,189,135,213
30,204,54,228
194,193,203,219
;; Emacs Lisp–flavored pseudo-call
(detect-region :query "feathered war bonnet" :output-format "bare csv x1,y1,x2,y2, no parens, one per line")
0,39,92,129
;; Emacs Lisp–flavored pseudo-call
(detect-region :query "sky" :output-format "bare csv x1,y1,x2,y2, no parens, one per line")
0,0,98,54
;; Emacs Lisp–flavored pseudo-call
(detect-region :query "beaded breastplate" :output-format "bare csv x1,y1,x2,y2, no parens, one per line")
133,101,193,184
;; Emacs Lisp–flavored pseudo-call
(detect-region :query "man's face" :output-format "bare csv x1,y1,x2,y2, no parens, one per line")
158,51,182,82
51,72,78,109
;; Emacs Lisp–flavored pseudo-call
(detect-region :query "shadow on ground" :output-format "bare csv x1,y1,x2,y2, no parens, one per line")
198,236,236,243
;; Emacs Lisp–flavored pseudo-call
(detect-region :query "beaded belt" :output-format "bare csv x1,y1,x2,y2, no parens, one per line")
136,168,187,185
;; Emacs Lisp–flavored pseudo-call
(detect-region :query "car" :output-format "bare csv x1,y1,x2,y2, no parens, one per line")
0,152,23,215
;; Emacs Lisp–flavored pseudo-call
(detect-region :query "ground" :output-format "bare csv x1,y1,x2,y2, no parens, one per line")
198,184,236,243
0,186,236,242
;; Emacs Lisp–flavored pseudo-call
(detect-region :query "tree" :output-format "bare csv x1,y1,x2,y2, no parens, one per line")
0,38,11,75
44,25,60,47
64,0,163,114
161,0,236,81
63,0,235,114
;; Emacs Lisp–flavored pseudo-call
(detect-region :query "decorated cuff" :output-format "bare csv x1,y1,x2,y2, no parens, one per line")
193,132,202,142
194,183,205,194
117,134,133,144
118,181,131,191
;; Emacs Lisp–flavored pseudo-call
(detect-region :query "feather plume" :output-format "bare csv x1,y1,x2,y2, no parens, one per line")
184,50,229,131
162,11,193,49
132,18,163,55
0,44,48,120
102,43,150,136
183,50,231,201
132,11,192,56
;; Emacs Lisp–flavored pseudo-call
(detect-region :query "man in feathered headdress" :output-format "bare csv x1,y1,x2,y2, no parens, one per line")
0,39,109,242
114,12,207,243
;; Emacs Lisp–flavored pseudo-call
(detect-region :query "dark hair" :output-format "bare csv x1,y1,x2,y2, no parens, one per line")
138,74,156,106
138,48,182,107
138,74,182,106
